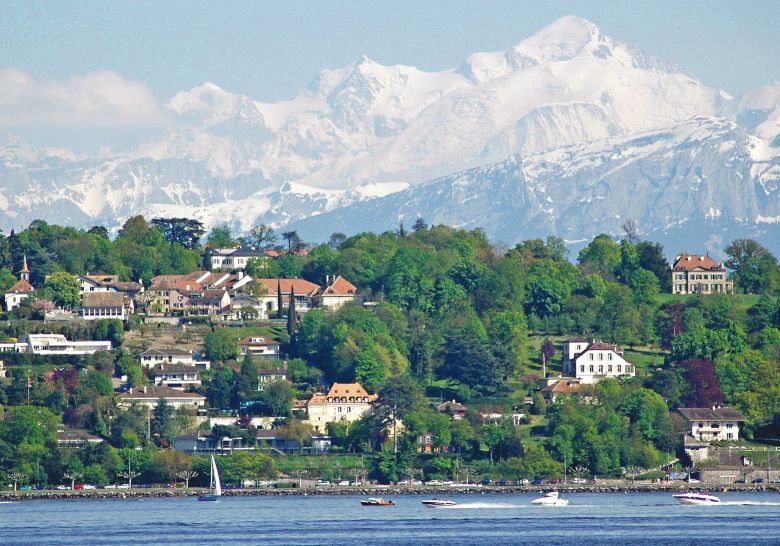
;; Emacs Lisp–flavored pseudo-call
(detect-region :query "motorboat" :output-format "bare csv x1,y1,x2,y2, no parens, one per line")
421,498,457,507
672,492,721,505
361,497,396,506
531,491,569,506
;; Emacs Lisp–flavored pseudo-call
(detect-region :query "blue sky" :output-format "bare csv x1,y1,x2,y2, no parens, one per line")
2,0,778,102
1,0,778,152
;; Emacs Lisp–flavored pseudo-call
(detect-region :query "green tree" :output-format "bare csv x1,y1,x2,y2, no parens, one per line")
207,225,236,249
261,379,294,416
204,329,238,362
152,398,175,443
46,271,81,307
248,224,277,249
725,239,779,294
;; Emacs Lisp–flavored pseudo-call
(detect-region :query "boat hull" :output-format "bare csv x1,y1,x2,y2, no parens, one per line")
197,495,219,502
421,500,456,507
673,494,720,505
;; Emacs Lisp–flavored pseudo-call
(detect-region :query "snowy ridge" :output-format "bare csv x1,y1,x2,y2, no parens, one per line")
0,15,778,244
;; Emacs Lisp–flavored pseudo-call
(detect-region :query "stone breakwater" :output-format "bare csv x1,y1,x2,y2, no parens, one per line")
0,483,777,502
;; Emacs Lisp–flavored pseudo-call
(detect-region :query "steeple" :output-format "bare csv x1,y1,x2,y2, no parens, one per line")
19,254,29,282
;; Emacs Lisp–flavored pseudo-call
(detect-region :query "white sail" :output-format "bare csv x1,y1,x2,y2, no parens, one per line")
211,456,222,497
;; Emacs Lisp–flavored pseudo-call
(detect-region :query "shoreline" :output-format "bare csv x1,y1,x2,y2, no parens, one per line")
1,483,777,502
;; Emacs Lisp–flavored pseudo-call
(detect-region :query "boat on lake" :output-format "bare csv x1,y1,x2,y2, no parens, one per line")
531,491,569,506
198,455,222,502
421,498,456,507
361,497,396,506
672,492,721,505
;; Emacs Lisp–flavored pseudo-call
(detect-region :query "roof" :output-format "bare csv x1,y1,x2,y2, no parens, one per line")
255,278,321,296
141,348,194,357
150,364,200,374
258,368,288,376
574,341,624,359
82,291,124,308
238,336,280,346
150,275,201,291
81,274,119,284
678,407,746,422
111,281,143,291
672,255,724,271
541,379,582,394
6,278,35,294
183,289,230,301
437,400,467,413
118,386,206,401
307,382,378,406
56,429,104,443
316,276,358,296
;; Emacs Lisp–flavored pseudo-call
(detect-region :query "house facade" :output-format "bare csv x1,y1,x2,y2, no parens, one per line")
238,337,281,360
678,407,746,441
671,255,733,294
140,348,200,368
253,278,321,318
117,385,206,410
81,292,127,321
210,247,266,271
151,364,201,389
258,368,289,390
562,339,635,384
306,383,377,433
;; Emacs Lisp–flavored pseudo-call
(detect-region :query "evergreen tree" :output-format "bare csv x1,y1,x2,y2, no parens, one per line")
287,286,297,337
276,279,283,319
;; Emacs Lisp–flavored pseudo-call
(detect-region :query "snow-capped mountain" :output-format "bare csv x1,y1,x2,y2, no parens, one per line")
0,15,778,249
286,116,780,254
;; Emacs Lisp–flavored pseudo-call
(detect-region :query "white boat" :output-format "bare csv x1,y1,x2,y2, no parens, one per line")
531,491,569,506
672,492,720,505
421,498,456,507
198,455,223,502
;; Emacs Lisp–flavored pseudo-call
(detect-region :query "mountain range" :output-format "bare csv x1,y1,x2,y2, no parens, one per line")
1,15,778,254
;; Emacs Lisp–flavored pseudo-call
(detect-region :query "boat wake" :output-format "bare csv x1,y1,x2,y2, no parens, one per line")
445,502,522,509
719,501,780,506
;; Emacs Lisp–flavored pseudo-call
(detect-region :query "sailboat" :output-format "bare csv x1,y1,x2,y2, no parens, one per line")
198,455,222,502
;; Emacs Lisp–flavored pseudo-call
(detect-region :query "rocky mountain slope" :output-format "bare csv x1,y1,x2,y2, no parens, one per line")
0,15,778,250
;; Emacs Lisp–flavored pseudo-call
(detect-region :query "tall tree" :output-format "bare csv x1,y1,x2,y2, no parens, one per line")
724,239,779,294
248,224,277,249
207,225,236,249
150,218,205,249
276,279,284,319
287,286,297,337
680,358,725,408
45,271,81,308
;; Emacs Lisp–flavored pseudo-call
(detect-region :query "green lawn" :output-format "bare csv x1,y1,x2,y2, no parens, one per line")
657,293,760,311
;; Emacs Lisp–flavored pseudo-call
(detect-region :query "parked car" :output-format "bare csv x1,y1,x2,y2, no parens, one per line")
752,478,765,484
425,480,441,486
480,479,493,486
497,480,511,486
411,480,423,486
337,480,350,486
532,478,546,485
19,485,32,491
316,480,331,486
103,484,117,489
56,485,71,490
517,478,530,486
117,484,131,489
571,478,587,484
548,479,561,485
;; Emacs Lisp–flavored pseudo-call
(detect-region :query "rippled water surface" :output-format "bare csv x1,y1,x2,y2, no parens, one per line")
1,492,779,545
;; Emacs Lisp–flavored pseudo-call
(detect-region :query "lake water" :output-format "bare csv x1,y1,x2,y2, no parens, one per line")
0,492,778,545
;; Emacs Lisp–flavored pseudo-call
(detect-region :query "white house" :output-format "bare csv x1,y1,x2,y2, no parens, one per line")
311,275,360,310
4,256,34,311
306,383,377,433
1,334,113,355
210,248,266,271
81,292,127,321
253,278,321,318
140,348,200,368
150,365,201,390
78,274,144,298
678,407,746,442
562,339,635,384
257,368,289,390
117,385,206,410
238,337,280,360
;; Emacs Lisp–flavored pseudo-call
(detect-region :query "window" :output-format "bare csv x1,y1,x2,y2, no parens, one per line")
726,433,733,439
608,365,613,373
588,354,594,360
579,365,584,373
617,365,622,373
598,365,603,373
338,407,342,413
598,353,603,360
589,365,594,373
607,353,613,360
626,365,633,374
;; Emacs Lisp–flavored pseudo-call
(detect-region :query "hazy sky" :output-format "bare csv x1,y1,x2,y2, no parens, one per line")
1,0,778,152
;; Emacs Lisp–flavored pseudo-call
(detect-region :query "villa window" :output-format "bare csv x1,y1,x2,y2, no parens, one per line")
617,365,622,373
579,365,584,373
626,365,633,374
598,353,603,360
607,353,612,360
608,365,613,373
588,354,594,361
589,365,594,373
598,365,603,373
338,407,342,413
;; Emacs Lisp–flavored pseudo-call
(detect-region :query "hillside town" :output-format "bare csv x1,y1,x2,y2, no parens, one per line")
0,218,777,492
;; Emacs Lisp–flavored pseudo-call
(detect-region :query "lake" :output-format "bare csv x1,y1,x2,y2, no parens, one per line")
0,492,778,545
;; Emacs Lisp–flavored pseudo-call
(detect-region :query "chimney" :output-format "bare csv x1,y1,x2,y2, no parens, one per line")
143,386,148,394
238,271,244,280
325,274,330,284
129,387,133,394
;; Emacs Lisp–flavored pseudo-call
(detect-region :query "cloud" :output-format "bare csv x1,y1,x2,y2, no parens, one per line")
0,68,166,127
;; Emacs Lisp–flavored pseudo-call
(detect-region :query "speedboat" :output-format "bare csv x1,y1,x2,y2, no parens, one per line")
421,498,456,507
531,491,569,506
672,492,721,505
361,497,396,506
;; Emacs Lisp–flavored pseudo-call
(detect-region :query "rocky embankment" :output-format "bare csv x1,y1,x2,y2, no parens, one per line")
1,483,777,502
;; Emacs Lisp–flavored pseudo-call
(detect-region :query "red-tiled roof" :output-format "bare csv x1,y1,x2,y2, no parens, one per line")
317,276,358,296
255,278,320,296
672,255,723,271
150,275,201,291
541,379,581,394
6,279,34,294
